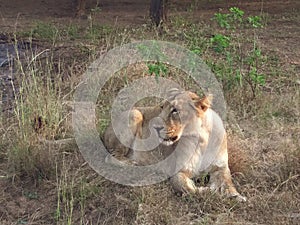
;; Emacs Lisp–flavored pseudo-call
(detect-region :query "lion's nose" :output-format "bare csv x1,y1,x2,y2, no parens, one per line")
154,126,164,133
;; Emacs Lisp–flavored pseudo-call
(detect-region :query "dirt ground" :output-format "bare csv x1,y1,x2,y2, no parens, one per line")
1,0,299,64
0,0,299,225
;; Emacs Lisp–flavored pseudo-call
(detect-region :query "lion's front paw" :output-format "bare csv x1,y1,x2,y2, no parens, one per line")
105,154,136,166
196,186,210,194
231,193,247,202
237,194,247,202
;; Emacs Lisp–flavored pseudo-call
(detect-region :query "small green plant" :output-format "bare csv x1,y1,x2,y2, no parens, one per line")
190,47,202,55
183,23,209,56
31,22,59,41
24,191,39,200
137,41,167,61
214,7,244,29
244,43,267,95
209,7,266,97
209,38,267,97
17,219,28,225
229,7,244,23
214,12,230,29
249,67,266,86
147,62,168,77
214,7,263,29
90,0,101,13
66,24,80,39
91,6,101,13
210,34,230,53
86,24,112,41
247,15,263,28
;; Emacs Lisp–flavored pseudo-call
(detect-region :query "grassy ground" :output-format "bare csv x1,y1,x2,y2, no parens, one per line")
0,1,299,224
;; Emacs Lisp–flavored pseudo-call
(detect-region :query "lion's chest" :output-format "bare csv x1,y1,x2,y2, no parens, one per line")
180,112,225,177
182,147,215,177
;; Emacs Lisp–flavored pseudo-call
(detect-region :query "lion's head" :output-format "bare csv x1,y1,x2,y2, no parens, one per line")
154,89,211,146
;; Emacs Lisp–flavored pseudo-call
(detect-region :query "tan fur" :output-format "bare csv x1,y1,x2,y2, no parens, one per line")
103,90,246,201
103,106,163,164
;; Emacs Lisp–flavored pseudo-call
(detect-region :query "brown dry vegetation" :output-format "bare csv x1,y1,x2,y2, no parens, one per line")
0,0,299,225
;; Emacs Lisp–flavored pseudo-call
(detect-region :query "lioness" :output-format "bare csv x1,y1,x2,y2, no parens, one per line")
103,89,246,202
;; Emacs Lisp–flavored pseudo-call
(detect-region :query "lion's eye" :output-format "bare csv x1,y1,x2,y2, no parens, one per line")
171,108,178,114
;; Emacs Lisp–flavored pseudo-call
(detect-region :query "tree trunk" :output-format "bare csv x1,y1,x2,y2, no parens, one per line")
150,0,168,26
74,0,87,17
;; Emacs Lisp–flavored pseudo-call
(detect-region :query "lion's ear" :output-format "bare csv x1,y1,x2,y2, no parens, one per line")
195,95,212,112
188,92,200,100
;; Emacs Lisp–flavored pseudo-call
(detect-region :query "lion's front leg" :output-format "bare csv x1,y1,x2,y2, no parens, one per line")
209,166,247,202
103,109,143,162
170,172,209,195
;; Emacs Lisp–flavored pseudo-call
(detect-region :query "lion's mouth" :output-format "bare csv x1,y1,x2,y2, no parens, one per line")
159,135,178,146
154,126,179,145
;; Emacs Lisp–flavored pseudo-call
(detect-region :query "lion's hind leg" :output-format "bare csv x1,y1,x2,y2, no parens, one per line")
103,109,144,165
170,172,209,195
208,166,247,202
